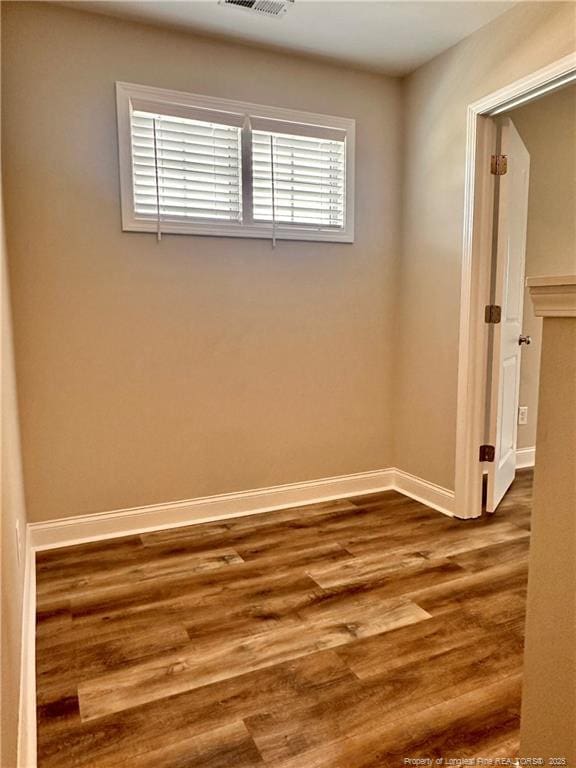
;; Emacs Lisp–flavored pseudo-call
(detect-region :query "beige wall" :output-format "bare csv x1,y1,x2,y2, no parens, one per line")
2,2,402,522
510,84,576,450
3,1,575,527
520,314,576,763
1,12,27,763
395,3,576,488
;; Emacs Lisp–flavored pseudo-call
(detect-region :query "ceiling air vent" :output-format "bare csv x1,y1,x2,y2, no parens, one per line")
219,0,295,18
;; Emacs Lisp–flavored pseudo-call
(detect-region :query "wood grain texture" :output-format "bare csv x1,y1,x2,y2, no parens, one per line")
36,471,533,767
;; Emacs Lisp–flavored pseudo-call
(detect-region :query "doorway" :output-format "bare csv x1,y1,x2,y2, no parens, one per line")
453,53,576,520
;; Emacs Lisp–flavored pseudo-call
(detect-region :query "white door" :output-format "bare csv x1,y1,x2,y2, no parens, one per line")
486,118,531,513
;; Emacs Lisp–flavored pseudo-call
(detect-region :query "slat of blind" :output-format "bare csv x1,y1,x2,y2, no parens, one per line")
133,161,240,182
253,188,344,200
254,152,344,163
253,203,344,215
132,117,241,134
132,113,240,140
138,166,234,189
253,186,344,197
136,204,240,216
133,199,240,214
252,129,345,228
254,213,342,226
253,184,343,193
252,132,346,151
133,147,239,167
253,172,344,183
134,170,237,187
253,141,343,157
253,176,344,189
134,145,240,166
253,149,344,163
135,192,241,206
253,155,344,168
134,205,239,220
134,179,240,194
131,111,242,222
133,134,240,155
133,126,239,142
254,200,343,209
253,159,344,174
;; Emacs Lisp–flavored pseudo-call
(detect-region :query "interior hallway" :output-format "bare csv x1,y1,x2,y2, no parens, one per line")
36,471,533,767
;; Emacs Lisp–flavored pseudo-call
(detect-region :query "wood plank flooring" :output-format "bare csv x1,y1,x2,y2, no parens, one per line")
36,469,533,767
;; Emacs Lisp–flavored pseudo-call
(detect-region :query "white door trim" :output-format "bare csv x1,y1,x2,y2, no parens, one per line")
454,52,576,520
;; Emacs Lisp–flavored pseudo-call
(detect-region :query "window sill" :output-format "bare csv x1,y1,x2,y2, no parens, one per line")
121,218,355,244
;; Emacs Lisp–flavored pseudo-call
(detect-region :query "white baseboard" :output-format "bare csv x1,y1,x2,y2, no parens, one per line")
17,529,36,768
29,467,455,551
30,468,396,551
393,469,455,517
516,446,536,469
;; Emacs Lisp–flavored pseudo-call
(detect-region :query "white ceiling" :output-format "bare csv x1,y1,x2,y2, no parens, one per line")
62,0,514,75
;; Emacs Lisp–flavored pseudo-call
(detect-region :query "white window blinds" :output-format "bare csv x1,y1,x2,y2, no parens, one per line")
118,82,355,241
252,130,346,229
130,110,242,223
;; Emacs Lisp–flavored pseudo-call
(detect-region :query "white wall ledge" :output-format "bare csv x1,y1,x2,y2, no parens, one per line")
528,275,576,317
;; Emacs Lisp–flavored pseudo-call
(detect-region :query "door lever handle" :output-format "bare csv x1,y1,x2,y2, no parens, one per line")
518,335,531,346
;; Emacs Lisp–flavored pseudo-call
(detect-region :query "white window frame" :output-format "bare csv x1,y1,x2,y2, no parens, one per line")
116,82,355,243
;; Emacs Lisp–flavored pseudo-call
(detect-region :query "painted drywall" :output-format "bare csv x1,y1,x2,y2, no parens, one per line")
2,2,402,522
0,17,28,763
520,314,576,763
395,2,576,488
510,84,576,450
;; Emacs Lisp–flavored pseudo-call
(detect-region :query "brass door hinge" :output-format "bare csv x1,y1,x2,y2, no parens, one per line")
485,304,502,324
491,154,508,175
479,445,495,462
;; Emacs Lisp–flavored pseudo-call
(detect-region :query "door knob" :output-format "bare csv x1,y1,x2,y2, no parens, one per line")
518,335,531,346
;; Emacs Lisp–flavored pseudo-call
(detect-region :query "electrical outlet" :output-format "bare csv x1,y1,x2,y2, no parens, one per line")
518,406,528,426
15,519,22,564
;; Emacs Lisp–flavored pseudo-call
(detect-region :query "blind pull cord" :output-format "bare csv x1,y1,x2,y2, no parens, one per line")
152,118,162,242
270,134,277,249
242,114,253,227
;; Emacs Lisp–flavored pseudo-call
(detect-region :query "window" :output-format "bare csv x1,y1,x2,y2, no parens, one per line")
116,83,355,242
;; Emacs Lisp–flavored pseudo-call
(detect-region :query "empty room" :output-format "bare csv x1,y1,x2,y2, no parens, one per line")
1,1,575,766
